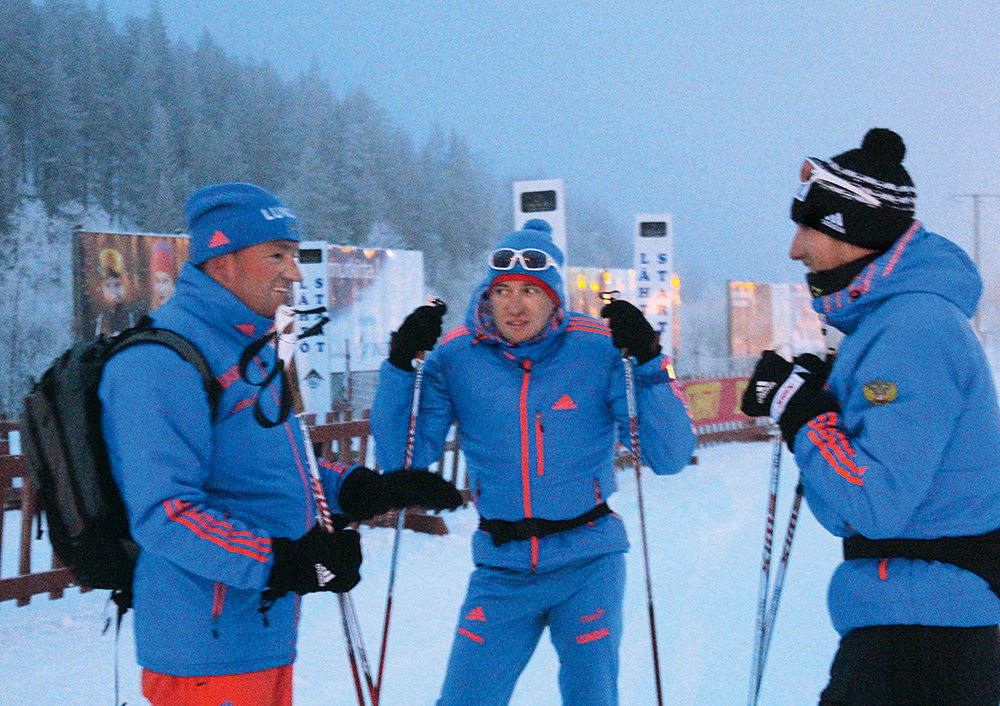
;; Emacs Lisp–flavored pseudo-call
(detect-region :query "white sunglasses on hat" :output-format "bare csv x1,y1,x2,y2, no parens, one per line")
796,158,881,207
488,247,560,272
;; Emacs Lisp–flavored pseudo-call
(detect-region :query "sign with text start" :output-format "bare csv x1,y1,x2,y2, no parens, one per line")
293,241,332,416
633,214,675,358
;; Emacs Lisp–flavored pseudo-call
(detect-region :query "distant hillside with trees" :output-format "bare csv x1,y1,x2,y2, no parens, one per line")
0,0,632,415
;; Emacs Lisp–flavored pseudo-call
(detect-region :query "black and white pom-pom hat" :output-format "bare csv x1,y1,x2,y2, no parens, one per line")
791,128,917,252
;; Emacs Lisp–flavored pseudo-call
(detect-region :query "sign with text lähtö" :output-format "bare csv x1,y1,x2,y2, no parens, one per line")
632,214,674,358
292,241,332,416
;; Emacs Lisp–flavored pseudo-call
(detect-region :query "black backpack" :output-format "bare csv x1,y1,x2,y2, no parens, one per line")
20,318,221,612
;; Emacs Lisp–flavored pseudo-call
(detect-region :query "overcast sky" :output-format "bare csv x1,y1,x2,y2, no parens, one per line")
90,1,1000,291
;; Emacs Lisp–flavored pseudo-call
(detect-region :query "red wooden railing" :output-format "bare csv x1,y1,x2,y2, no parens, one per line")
1,376,763,607
0,416,466,607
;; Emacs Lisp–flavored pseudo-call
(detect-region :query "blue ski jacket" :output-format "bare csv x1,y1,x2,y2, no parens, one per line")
795,222,1000,635
99,262,348,677
371,280,695,573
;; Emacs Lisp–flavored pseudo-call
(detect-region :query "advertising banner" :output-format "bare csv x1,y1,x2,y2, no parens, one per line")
681,377,750,426
74,231,189,341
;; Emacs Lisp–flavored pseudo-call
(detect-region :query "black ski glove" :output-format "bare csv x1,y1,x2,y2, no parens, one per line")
338,466,463,521
740,350,840,451
264,524,362,600
600,299,661,365
792,352,833,389
389,299,447,371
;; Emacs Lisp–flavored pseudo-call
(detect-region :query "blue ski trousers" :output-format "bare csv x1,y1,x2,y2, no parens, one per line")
437,552,626,706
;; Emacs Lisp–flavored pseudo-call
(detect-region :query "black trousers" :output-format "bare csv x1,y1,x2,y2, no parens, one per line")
819,625,1000,706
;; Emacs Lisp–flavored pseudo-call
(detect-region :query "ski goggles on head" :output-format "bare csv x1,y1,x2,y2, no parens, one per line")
488,247,560,272
795,158,881,207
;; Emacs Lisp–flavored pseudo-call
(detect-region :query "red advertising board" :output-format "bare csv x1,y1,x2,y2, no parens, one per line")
73,231,190,340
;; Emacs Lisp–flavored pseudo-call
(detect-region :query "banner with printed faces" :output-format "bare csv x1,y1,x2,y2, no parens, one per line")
74,231,189,341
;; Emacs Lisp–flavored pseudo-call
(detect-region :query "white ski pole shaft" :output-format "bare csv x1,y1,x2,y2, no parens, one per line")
377,357,425,695
622,355,664,706
748,429,782,706
297,413,378,705
754,484,803,702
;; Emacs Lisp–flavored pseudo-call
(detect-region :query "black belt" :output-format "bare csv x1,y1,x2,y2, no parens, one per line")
843,527,1000,599
479,502,612,547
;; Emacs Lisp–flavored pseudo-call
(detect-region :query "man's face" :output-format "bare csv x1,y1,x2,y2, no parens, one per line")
790,225,873,273
217,240,302,318
101,273,125,304
488,279,557,344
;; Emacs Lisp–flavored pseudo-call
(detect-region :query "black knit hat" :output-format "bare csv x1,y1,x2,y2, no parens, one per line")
791,128,916,251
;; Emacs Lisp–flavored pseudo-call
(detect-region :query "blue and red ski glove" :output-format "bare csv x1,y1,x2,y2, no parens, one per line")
740,350,840,451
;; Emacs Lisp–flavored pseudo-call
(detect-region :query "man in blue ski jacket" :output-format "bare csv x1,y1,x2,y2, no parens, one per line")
742,129,1000,705
99,182,461,706
371,218,696,706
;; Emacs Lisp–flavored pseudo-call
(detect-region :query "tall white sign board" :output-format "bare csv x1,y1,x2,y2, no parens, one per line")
633,214,675,358
293,240,333,417
513,179,567,277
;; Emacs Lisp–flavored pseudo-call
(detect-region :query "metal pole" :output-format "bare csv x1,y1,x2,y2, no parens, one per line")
297,413,377,706
748,430,781,706
376,357,425,697
623,355,664,706
953,193,1000,337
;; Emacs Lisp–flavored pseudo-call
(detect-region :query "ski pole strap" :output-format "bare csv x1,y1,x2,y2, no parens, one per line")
843,527,1000,600
479,503,612,547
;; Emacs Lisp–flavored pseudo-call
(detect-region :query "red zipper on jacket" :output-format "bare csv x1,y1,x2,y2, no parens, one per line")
535,412,544,477
518,360,539,570
212,581,227,637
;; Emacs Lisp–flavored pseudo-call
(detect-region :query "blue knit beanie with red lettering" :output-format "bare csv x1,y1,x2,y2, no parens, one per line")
185,182,300,265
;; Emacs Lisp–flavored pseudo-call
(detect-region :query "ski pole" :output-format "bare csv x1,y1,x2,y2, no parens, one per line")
748,429,782,706
753,483,803,704
376,356,425,697
622,354,665,706
297,412,378,706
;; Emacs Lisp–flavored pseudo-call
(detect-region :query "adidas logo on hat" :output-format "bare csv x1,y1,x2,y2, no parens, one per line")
820,212,846,234
209,230,231,248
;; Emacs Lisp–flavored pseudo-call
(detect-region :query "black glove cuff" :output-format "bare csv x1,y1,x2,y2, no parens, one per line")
634,340,662,366
338,466,388,520
778,388,840,451
388,332,415,372
263,537,298,600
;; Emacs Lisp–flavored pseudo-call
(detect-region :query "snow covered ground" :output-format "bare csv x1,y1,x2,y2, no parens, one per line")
1,440,842,705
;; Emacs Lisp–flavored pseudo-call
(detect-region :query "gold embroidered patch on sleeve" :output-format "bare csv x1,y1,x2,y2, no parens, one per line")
862,379,898,406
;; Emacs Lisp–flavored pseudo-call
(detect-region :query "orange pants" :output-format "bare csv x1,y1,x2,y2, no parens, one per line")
141,665,293,706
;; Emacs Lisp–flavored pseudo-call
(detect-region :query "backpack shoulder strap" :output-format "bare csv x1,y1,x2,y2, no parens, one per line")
108,323,223,423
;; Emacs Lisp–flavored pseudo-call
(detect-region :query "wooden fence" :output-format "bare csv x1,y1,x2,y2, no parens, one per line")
0,416,467,607
1,376,766,608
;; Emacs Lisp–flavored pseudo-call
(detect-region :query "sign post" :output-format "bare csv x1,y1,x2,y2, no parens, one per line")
633,214,675,358
293,241,332,418
513,179,567,287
